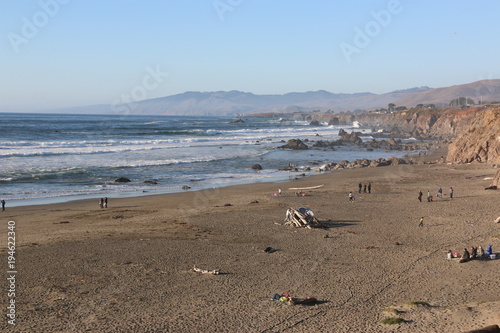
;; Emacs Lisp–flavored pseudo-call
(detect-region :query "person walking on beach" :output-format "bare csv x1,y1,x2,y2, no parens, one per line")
418,191,423,202
368,183,371,193
449,187,453,199
104,197,108,208
418,216,424,227
99,198,103,209
358,183,362,193
278,188,282,196
363,184,367,193
437,187,443,198
349,191,355,202
1,199,5,212
427,191,432,202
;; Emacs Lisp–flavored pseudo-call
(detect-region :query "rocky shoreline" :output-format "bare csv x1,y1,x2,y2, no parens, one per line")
256,105,499,166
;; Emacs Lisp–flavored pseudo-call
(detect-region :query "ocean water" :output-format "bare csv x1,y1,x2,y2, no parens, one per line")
0,112,408,206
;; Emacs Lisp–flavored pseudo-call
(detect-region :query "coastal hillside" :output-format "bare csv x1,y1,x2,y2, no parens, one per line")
39,80,500,116
395,79,500,107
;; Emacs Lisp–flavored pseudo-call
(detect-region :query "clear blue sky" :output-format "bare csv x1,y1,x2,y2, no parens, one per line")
1,0,499,111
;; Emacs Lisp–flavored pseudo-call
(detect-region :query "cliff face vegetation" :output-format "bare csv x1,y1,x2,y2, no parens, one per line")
446,107,500,164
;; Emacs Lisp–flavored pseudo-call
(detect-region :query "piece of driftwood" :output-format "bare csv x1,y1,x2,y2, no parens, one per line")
193,265,220,275
284,208,321,229
463,324,500,333
288,184,324,190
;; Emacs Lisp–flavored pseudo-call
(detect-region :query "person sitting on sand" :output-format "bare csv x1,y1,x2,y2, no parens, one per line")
459,248,470,263
470,246,477,259
447,250,453,259
478,246,485,258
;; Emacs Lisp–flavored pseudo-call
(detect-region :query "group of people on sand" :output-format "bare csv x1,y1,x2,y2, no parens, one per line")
98,197,108,209
357,182,371,194
349,182,372,202
418,187,454,202
448,245,494,263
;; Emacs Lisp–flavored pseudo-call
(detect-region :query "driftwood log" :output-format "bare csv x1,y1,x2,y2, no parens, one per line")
284,208,321,229
193,265,220,275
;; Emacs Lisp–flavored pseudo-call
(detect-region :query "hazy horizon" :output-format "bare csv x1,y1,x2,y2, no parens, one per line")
2,0,500,112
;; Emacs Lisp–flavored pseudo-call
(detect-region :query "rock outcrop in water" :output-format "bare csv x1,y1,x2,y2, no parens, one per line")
279,139,309,150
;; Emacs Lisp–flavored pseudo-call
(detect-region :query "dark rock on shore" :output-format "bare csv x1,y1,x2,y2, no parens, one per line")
279,139,309,150
309,120,322,126
388,156,407,165
115,177,131,183
251,164,263,170
328,117,339,125
339,131,363,145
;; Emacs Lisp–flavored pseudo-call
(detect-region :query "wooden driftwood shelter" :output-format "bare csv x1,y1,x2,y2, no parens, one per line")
284,207,321,229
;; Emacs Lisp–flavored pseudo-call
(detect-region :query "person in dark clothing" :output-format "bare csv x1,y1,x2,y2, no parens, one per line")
363,184,367,193
418,191,423,202
470,246,477,259
358,183,362,193
368,183,371,193
1,199,5,212
459,248,470,263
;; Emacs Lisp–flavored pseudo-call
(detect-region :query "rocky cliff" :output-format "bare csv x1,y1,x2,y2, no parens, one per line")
256,106,500,164
446,107,500,163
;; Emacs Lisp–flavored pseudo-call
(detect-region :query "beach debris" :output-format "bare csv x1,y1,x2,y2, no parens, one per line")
53,221,70,224
495,216,500,224
115,177,131,183
193,265,220,275
271,292,318,306
224,203,233,206
250,200,259,204
263,247,276,253
182,185,191,190
284,207,321,228
288,184,324,190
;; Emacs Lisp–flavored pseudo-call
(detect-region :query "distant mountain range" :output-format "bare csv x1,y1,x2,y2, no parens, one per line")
46,79,500,116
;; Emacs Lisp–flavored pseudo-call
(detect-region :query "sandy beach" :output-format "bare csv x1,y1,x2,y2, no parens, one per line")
1,152,499,332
